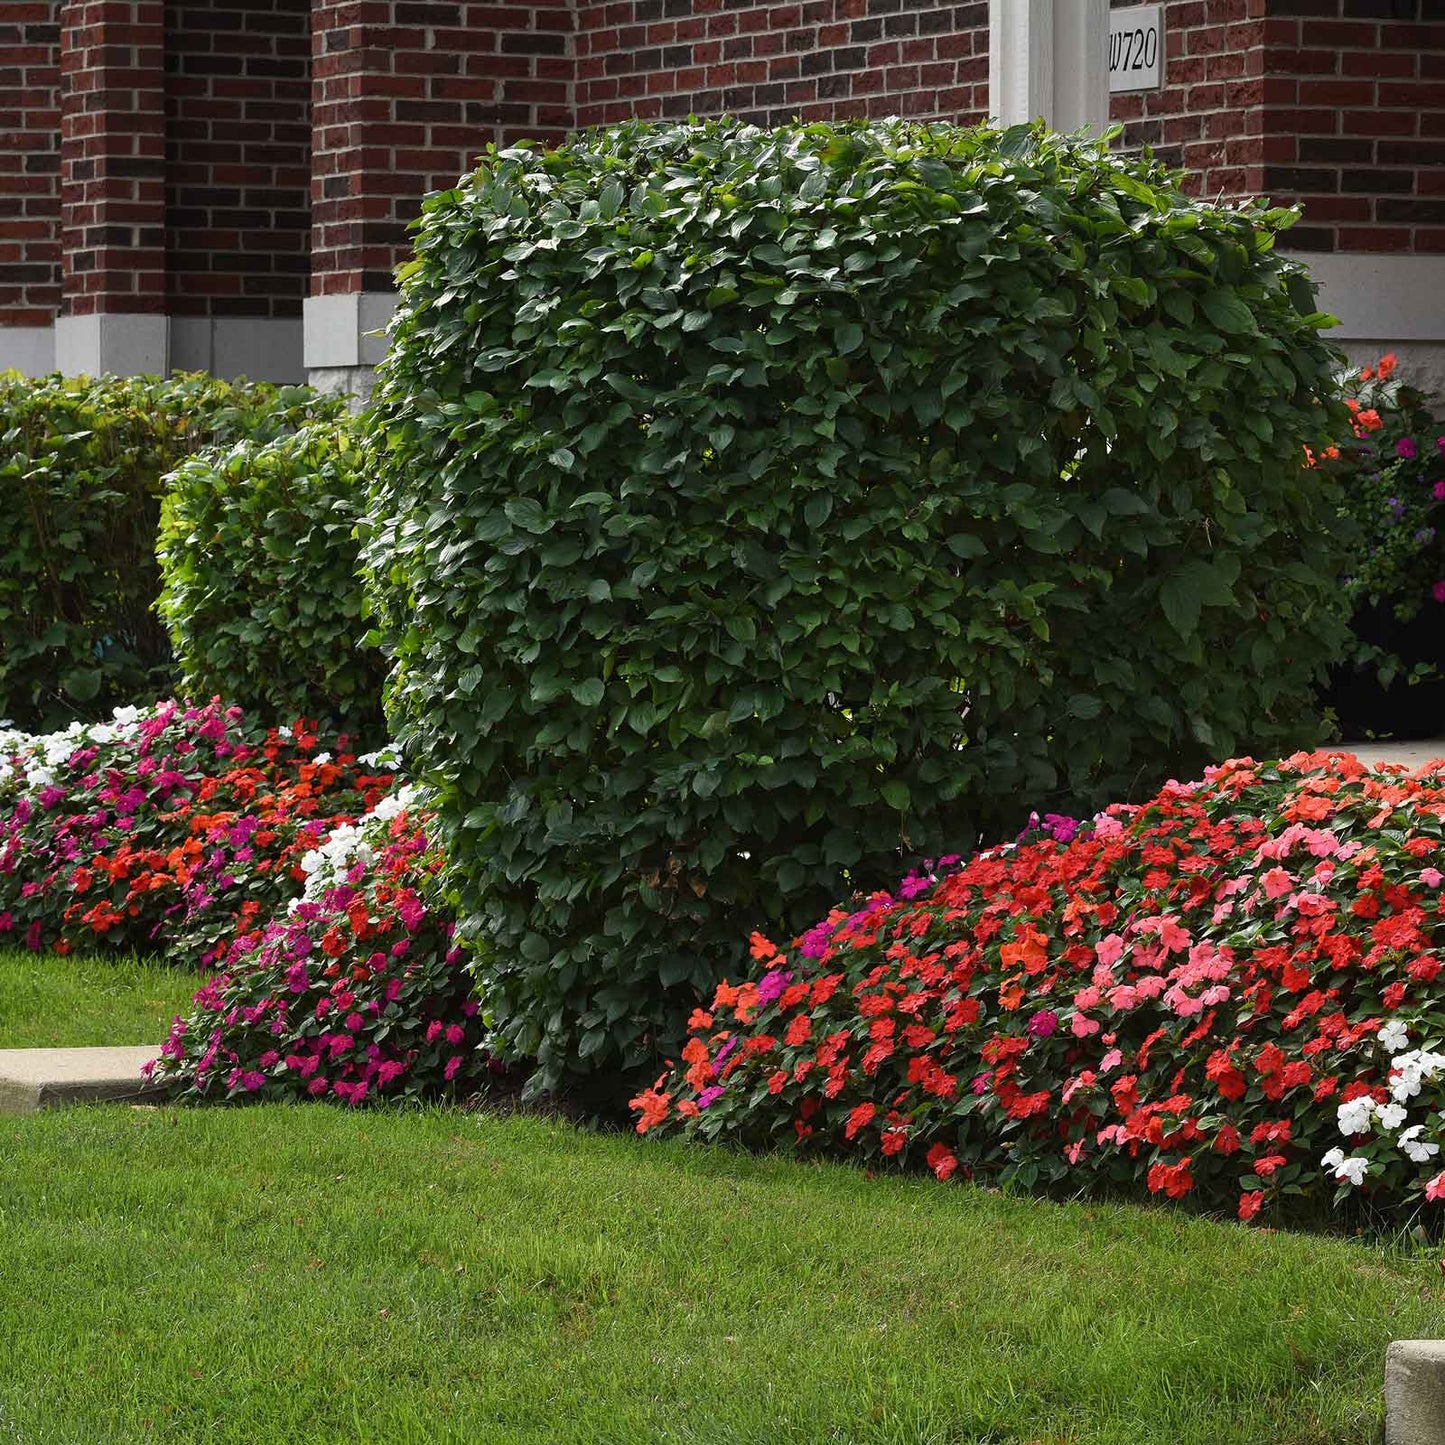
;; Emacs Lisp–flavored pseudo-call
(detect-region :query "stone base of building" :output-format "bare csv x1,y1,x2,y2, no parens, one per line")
307,366,380,407
0,315,304,384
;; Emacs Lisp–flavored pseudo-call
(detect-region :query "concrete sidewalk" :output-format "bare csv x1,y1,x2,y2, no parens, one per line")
0,1046,163,1114
1339,739,1445,771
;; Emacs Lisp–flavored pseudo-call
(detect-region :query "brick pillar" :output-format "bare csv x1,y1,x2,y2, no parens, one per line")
0,1,62,375
56,0,168,375
305,0,574,395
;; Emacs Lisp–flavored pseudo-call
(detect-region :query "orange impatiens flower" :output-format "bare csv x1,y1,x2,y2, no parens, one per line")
1377,351,1397,379
630,1081,671,1134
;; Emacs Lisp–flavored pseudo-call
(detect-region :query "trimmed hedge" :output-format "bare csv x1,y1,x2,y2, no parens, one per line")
0,372,342,730
158,420,387,740
363,118,1352,1099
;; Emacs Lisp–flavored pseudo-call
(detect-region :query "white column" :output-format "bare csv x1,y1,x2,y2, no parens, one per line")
989,0,1110,134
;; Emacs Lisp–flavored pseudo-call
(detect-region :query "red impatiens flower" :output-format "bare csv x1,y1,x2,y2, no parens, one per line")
926,1143,958,1181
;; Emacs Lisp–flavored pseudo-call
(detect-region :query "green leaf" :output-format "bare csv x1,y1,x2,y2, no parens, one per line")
880,780,910,811
804,493,833,527
1199,288,1257,336
1159,570,1202,638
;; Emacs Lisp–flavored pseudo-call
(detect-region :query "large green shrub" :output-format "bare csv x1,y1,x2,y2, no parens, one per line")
0,371,343,730
362,118,1352,1099
158,420,387,740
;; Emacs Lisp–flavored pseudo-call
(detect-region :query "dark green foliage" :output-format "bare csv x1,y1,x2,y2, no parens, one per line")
362,118,1353,1098
158,421,387,740
0,371,343,730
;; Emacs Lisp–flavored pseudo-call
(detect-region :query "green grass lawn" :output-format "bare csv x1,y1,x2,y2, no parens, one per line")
0,945,1439,1442
0,945,199,1049
0,1100,1441,1444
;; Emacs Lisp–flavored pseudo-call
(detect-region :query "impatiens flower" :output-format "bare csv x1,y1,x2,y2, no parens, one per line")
756,967,793,1005
1377,1102,1408,1132
1427,1171,1445,1202
1378,1019,1410,1054
1026,1009,1058,1039
880,1127,907,1156
1321,1148,1370,1188
925,1142,958,1181
1397,437,1418,460
1238,1190,1264,1221
1337,1097,1375,1136
1435,581,1445,604
1400,1126,1439,1165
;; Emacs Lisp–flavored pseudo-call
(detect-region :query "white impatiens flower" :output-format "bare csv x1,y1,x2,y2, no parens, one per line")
1378,1018,1410,1054
1389,1049,1445,1104
311,752,332,766
1377,1101,1408,1132
296,785,423,901
1321,1147,1370,1187
1399,1125,1440,1165
357,745,402,770
1337,1097,1376,1136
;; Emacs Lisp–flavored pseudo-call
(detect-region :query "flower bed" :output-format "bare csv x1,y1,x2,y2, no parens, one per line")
145,790,491,1105
0,700,394,968
633,752,1445,1226
1321,352,1445,622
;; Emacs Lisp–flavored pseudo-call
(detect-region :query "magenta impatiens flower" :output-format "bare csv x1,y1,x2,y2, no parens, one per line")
140,794,490,1107
1434,581,1445,604
1397,437,1418,460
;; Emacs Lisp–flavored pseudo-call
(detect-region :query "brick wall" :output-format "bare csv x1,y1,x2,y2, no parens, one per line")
164,0,312,320
1107,0,1269,199
1106,0,1445,254
1253,1,1445,255
59,0,167,317
0,2,62,329
574,0,988,129
309,0,573,296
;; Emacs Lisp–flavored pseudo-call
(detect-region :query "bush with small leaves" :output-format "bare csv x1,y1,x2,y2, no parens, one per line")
362,118,1353,1100
158,420,387,740
0,371,343,730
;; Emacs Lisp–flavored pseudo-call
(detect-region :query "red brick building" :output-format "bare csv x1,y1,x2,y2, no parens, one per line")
1,0,1442,394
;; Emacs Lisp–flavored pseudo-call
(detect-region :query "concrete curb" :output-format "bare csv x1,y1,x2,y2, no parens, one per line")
0,1046,164,1114
1350,741,1445,771
1387,1340,1445,1444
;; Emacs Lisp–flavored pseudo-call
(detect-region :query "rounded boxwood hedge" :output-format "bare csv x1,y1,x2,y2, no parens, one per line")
362,118,1351,1099
0,371,342,731
157,420,387,741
